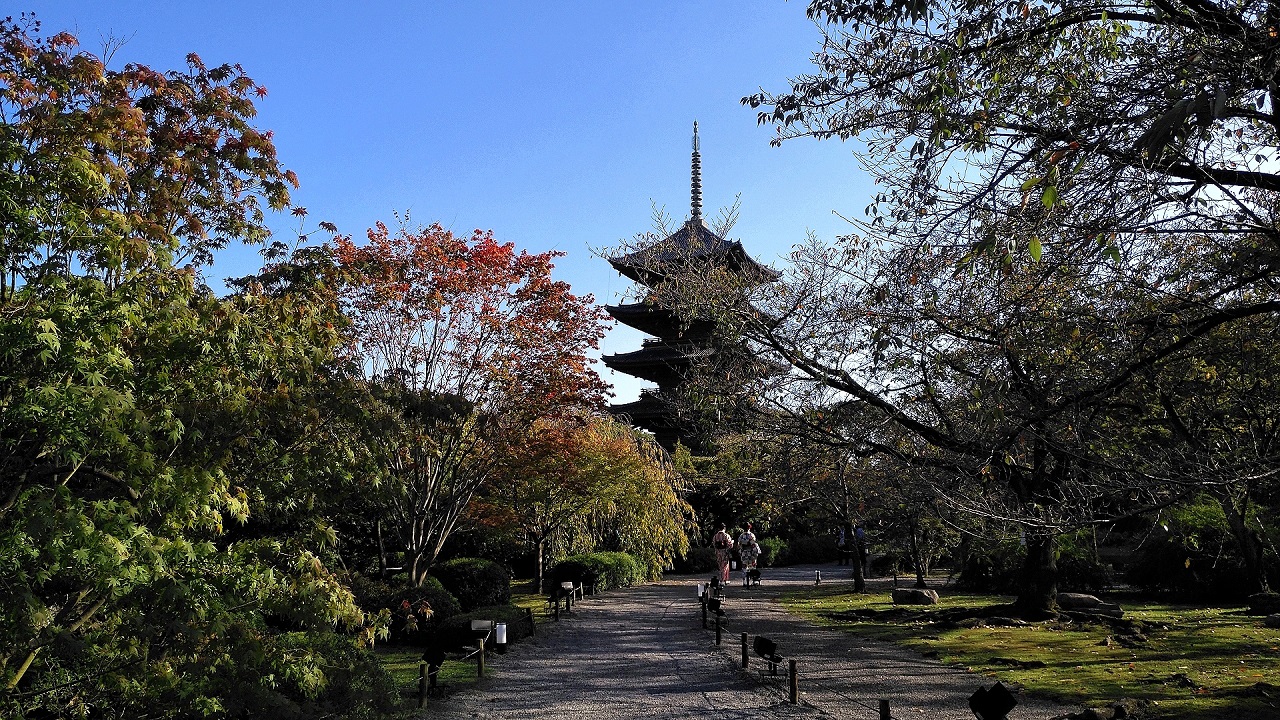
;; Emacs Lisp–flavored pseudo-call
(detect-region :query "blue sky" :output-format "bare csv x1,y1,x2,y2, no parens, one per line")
28,1,873,402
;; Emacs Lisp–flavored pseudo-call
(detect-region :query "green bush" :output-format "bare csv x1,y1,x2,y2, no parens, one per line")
757,537,787,567
272,632,399,720
549,552,644,592
432,557,511,612
345,573,461,645
431,604,536,651
671,546,717,574
870,550,907,578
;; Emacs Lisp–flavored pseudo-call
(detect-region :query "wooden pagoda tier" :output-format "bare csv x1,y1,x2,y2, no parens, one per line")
609,391,686,453
604,302,715,342
608,219,779,289
601,341,714,386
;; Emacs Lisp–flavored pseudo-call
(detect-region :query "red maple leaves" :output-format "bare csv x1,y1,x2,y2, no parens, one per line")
335,222,610,419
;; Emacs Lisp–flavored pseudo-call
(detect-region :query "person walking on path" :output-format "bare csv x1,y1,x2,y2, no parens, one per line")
711,523,734,582
737,523,760,586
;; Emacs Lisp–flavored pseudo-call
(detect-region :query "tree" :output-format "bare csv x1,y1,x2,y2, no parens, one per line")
747,0,1280,258
659,0,1280,615
335,222,610,586
0,18,391,718
483,415,692,591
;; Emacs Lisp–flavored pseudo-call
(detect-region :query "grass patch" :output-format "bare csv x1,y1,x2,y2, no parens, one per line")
376,645,481,709
782,586,1280,719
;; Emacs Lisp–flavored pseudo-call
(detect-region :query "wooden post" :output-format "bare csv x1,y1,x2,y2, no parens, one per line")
477,637,485,678
701,597,707,629
788,659,798,704
879,699,890,720
554,595,560,621
526,607,536,636
417,662,428,708
740,633,748,668
715,612,722,645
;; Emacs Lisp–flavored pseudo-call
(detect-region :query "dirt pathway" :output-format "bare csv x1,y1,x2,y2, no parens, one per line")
418,565,1078,719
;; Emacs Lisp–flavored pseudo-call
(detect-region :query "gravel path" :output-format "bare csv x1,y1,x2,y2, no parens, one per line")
418,565,1080,719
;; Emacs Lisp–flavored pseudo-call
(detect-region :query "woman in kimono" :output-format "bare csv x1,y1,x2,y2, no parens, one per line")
737,523,760,586
711,523,734,582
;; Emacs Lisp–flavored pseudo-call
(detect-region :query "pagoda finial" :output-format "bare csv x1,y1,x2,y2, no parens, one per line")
690,120,702,222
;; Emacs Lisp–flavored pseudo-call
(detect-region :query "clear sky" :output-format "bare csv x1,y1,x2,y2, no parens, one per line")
26,1,873,402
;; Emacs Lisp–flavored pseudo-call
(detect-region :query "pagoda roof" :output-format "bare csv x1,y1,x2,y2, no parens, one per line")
609,220,779,287
605,302,715,339
602,342,713,385
610,393,700,451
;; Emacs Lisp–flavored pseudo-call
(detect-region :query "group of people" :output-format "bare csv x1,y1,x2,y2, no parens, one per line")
711,522,760,586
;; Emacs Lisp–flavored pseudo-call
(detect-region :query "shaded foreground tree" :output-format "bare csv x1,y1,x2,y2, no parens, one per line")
335,222,610,586
1,18,392,718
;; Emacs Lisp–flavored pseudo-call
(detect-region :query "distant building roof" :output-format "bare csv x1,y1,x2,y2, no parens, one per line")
608,219,778,287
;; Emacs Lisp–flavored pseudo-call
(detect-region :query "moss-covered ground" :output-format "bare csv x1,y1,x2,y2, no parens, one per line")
781,585,1280,719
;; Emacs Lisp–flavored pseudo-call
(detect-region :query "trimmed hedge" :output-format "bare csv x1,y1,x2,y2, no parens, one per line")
671,546,717,574
432,557,511,612
548,552,644,592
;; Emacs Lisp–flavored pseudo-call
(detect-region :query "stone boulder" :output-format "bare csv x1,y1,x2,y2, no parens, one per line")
892,588,939,605
1057,592,1102,610
1264,613,1280,629
1248,592,1280,615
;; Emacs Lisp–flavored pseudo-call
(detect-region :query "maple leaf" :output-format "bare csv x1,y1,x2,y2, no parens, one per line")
255,84,268,98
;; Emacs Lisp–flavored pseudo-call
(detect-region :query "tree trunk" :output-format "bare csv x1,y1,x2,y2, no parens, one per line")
1220,494,1271,594
1014,532,1059,619
909,520,928,588
851,524,866,592
535,536,546,595
376,520,388,580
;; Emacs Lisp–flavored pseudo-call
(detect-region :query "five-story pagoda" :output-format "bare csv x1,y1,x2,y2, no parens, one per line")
604,123,777,452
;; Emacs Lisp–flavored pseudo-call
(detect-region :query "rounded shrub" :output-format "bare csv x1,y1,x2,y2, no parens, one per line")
432,557,512,612
345,573,461,645
549,552,644,592
785,535,840,564
272,632,399,719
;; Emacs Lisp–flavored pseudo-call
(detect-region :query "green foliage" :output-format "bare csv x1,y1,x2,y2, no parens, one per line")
956,538,1025,594
431,558,511,612
1127,500,1260,601
671,546,717,574
786,535,841,565
264,633,399,720
757,537,788,567
0,17,394,718
1056,530,1113,595
549,552,644,593
345,574,461,645
749,535,839,567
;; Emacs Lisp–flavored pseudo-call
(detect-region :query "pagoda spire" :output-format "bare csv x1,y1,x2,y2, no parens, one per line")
690,121,702,222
